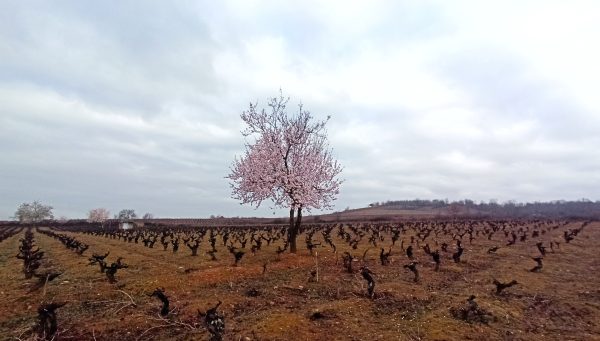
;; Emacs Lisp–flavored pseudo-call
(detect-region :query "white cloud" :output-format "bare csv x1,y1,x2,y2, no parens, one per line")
1,1,599,219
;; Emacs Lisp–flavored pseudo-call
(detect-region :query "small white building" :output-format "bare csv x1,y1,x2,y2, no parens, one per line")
119,221,134,230
119,220,145,230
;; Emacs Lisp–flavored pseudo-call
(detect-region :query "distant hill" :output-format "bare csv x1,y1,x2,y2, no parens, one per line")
132,199,600,225
309,199,600,222
2,199,596,227
310,205,460,223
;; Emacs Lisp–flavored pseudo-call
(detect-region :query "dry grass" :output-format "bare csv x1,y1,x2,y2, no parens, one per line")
0,221,599,340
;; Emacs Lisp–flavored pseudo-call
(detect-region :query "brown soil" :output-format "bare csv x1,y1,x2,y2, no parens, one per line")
0,220,599,340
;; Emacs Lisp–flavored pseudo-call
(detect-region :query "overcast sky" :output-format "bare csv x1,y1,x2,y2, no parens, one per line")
1,1,599,219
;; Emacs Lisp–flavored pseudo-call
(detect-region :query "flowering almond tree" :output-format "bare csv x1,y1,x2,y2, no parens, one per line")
88,208,110,222
88,208,110,227
228,92,343,253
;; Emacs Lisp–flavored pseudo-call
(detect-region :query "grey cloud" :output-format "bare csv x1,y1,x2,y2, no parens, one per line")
1,1,599,219
0,2,220,116
434,49,596,137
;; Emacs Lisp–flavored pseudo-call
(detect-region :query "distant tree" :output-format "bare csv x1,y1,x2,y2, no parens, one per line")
227,91,343,253
117,209,137,221
448,202,461,217
142,213,154,220
14,201,54,223
88,208,110,223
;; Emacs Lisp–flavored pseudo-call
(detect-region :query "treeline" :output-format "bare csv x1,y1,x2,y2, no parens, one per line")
368,198,600,219
369,199,449,209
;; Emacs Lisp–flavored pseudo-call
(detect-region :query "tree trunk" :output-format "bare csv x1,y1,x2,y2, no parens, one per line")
293,207,303,253
288,207,297,253
288,206,303,253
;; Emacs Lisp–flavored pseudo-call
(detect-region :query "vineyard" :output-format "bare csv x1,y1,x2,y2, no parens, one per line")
0,219,599,340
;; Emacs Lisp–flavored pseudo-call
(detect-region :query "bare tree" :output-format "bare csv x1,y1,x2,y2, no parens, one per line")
14,201,54,223
448,202,461,217
116,209,137,221
228,91,343,253
142,212,154,220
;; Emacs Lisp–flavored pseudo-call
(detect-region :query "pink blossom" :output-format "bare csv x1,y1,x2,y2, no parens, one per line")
228,91,343,212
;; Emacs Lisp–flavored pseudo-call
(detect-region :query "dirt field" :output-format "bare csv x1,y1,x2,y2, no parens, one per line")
1,220,599,341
